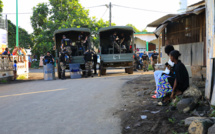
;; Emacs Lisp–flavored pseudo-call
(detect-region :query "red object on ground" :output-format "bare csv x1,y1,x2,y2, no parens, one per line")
152,95,156,98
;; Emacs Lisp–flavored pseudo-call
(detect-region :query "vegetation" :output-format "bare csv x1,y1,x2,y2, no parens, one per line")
30,0,115,58
8,20,33,49
126,24,147,33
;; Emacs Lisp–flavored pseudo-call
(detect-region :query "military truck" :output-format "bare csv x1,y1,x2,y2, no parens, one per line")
98,26,134,75
54,28,91,78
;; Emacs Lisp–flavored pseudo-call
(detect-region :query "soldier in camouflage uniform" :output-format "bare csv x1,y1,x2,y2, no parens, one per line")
61,35,72,60
142,51,149,72
59,49,69,80
84,50,93,78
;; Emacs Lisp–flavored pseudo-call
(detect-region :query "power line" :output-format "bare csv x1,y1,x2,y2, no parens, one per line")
101,8,108,18
2,12,32,15
86,5,107,9
113,4,174,14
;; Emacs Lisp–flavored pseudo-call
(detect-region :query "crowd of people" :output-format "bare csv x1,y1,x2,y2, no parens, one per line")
133,50,159,72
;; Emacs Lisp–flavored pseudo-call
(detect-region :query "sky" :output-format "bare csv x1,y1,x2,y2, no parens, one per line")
2,0,201,34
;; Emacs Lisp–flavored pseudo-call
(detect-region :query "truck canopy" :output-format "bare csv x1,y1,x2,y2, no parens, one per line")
99,26,134,54
54,28,91,57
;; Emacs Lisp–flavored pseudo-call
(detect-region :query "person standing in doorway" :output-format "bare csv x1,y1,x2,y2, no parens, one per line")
151,50,159,72
142,51,149,72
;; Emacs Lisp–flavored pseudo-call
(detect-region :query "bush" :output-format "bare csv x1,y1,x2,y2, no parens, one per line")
31,61,40,69
148,64,153,70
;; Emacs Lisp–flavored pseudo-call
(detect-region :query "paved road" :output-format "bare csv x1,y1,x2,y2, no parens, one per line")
0,71,143,134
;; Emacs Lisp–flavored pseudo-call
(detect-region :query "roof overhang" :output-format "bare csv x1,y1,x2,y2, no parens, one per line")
153,5,205,38
147,14,177,27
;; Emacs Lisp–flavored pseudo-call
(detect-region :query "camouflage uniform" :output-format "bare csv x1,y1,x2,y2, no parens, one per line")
84,50,93,77
142,53,149,71
85,61,93,77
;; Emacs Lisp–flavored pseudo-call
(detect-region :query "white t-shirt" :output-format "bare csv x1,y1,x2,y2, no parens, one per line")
162,59,174,74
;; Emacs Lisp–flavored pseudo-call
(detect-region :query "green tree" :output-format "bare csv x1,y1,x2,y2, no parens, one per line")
8,20,33,49
0,0,3,14
126,24,140,32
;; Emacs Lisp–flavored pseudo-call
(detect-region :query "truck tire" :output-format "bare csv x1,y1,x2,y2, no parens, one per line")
125,68,128,73
101,68,106,75
127,67,133,74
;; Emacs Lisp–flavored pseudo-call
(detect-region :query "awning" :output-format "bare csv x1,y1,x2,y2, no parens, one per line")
153,6,205,38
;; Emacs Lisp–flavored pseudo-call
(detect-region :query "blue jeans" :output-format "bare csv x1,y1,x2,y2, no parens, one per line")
154,70,163,86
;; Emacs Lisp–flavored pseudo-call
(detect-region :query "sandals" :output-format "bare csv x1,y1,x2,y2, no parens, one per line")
152,95,157,98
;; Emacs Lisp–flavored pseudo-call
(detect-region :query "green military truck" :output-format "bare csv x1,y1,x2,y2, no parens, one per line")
54,28,91,78
98,26,134,75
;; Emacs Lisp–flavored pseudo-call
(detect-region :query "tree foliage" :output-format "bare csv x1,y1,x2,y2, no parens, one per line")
126,24,147,33
0,0,3,14
31,0,113,57
8,20,33,49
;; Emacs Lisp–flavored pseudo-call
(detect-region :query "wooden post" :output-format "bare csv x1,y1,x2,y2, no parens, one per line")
158,35,161,63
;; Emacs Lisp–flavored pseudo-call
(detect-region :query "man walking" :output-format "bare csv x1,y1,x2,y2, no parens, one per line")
142,51,149,72
151,50,159,72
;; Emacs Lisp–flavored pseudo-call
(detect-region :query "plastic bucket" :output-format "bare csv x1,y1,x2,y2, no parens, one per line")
43,64,55,80
69,64,81,79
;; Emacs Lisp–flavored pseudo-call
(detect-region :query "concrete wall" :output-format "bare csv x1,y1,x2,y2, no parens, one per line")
161,42,203,66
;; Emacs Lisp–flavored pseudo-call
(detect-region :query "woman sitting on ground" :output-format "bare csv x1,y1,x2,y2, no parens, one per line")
169,50,189,98
152,50,189,105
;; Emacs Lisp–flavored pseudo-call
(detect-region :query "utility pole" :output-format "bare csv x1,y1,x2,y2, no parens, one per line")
109,2,111,26
16,0,19,47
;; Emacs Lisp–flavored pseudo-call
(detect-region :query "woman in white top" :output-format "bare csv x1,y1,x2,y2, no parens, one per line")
154,45,175,89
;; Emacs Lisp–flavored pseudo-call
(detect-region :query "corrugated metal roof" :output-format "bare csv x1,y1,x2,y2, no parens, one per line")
147,14,177,27
153,5,205,38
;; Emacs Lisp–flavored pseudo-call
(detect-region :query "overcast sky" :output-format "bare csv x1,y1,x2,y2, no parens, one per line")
2,0,201,34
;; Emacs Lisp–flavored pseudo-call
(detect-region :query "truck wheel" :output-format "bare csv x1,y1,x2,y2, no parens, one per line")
127,67,133,74
101,68,106,75
125,68,128,73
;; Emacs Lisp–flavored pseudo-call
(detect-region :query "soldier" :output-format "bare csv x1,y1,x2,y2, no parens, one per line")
93,51,98,74
84,50,93,78
110,32,121,53
61,35,72,58
151,50,159,72
142,51,149,72
59,49,69,80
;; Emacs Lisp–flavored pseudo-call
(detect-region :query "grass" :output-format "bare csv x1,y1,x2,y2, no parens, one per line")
168,117,176,124
0,79,7,83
